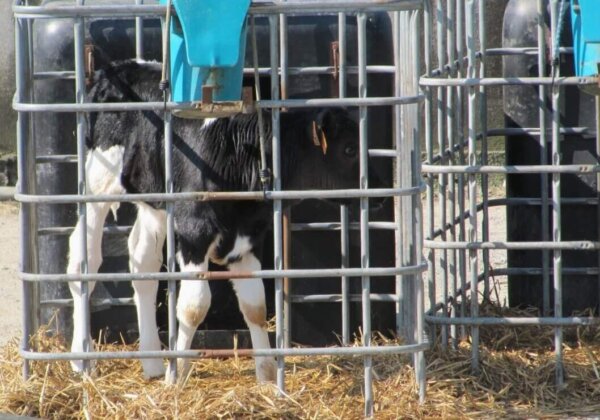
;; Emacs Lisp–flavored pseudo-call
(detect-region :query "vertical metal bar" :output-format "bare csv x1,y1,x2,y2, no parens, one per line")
465,0,479,373
338,12,350,346
15,11,38,379
269,14,285,393
550,0,564,388
340,205,350,345
357,12,373,417
409,9,426,404
445,0,458,348
456,0,467,340
435,0,449,348
279,13,292,350
478,0,489,303
135,0,144,60
538,0,550,317
423,0,436,337
338,13,347,98
164,111,177,384
74,0,91,372
393,8,405,341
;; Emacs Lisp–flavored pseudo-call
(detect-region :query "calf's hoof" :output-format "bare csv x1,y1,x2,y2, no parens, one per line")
257,357,277,383
141,358,166,379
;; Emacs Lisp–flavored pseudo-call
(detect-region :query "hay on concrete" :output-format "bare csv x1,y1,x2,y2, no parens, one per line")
0,313,599,419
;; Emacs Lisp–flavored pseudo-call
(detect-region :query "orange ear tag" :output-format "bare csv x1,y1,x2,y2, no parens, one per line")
319,130,328,155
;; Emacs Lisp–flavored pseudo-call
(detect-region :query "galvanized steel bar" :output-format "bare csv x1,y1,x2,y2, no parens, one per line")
279,12,292,351
16,186,422,204
15,9,38,380
538,0,550,316
340,205,350,346
13,95,425,112
291,293,399,303
420,76,597,87
164,109,178,383
426,240,600,250
446,0,460,347
465,0,479,373
74,0,92,372
135,0,144,59
426,316,600,326
13,0,424,19
435,0,449,349
550,0,564,388
478,0,490,302
338,10,350,347
21,342,430,362
357,12,373,417
423,0,436,325
422,164,600,174
268,14,285,394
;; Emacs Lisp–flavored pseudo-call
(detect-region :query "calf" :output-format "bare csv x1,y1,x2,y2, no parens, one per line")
67,60,365,382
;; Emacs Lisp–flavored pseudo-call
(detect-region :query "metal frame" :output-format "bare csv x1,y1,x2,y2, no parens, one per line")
422,0,600,388
13,0,427,415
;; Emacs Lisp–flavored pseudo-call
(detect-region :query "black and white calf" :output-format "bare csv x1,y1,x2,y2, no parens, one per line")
67,60,365,382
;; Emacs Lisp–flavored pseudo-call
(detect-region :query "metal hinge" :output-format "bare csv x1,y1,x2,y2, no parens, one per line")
84,44,95,87
330,41,340,97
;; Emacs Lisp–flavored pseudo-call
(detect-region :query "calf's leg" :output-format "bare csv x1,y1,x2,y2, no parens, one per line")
165,252,211,383
229,253,276,383
67,146,124,373
129,203,167,378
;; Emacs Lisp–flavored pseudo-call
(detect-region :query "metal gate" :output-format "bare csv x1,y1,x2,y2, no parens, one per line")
422,0,600,388
13,0,427,415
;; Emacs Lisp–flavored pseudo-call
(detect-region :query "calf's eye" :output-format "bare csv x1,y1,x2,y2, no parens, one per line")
344,145,357,157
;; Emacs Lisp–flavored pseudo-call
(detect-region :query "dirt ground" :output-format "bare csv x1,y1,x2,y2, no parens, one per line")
0,202,21,347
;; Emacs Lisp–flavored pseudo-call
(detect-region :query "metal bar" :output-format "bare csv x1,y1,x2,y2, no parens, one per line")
135,0,144,59
478,0,490,303
338,11,350,347
164,109,178,383
423,0,436,333
422,164,600,174
426,240,600,250
20,264,428,283
420,76,597,87
435,0,449,349
15,11,38,380
16,186,422,204
291,293,399,303
14,95,425,112
74,0,91,372
411,7,426,403
550,0,564,388
21,342,430,362
538,0,550,317
357,12,373,417
446,0,458,347
426,316,600,326
340,205,350,346
487,127,594,136
279,13,292,350
268,14,285,394
465,0,479,374
13,1,425,19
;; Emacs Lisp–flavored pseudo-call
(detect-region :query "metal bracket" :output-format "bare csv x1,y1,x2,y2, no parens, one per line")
173,86,255,118
330,41,340,97
84,44,95,87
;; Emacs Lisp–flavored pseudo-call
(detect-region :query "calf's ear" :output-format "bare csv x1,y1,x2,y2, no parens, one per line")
311,120,328,155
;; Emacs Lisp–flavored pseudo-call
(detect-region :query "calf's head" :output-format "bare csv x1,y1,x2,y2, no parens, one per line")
282,108,386,199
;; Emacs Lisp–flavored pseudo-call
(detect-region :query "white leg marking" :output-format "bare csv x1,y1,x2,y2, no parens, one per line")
67,146,125,373
166,251,212,383
229,253,276,383
130,203,167,378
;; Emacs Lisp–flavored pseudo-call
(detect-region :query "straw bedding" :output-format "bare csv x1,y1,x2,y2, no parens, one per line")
0,304,599,419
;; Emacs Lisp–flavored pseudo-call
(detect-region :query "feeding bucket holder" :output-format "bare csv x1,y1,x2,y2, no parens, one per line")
162,0,251,116
570,0,600,80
